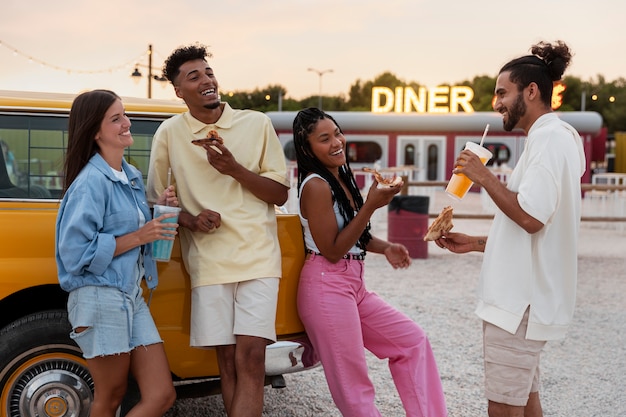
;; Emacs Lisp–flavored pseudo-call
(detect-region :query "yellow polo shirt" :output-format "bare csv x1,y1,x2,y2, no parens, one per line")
146,103,289,287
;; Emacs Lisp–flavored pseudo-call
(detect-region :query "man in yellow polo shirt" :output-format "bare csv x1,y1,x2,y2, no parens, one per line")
146,44,289,416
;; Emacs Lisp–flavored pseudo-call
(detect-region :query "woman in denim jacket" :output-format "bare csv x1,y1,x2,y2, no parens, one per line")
56,90,178,417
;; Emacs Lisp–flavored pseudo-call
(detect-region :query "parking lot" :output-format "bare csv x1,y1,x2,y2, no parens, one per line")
165,191,626,416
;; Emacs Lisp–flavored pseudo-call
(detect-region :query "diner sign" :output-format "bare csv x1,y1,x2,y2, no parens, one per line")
371,86,475,113
373,83,566,113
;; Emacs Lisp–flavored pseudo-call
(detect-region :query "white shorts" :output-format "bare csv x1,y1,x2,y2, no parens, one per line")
190,277,279,347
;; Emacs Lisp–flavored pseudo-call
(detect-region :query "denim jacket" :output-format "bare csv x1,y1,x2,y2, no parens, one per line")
56,153,158,294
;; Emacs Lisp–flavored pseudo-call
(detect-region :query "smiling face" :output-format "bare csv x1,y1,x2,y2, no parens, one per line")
95,99,132,151
173,59,220,111
307,117,346,173
494,71,529,132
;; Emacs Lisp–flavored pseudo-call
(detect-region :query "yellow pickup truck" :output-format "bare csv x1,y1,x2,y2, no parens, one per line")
0,90,316,417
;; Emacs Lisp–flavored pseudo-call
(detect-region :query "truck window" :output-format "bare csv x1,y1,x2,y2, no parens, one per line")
122,118,163,183
0,114,163,198
0,114,66,198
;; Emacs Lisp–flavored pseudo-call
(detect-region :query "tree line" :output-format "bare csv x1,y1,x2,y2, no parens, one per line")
224,72,626,134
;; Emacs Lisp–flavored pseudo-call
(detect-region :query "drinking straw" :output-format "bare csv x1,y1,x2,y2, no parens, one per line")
479,124,490,147
165,167,171,206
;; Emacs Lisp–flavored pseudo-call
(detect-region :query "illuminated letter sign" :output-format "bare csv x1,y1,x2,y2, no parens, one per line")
372,86,475,113
371,87,394,112
450,86,474,113
551,82,565,110
403,87,426,112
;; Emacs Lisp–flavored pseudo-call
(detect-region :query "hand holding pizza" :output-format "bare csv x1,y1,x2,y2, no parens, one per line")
203,141,238,174
192,130,240,175
363,179,402,211
434,231,480,254
363,167,403,188
191,129,224,146
423,206,454,241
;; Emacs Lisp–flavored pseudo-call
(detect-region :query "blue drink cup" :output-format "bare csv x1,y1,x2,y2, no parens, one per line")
152,204,181,262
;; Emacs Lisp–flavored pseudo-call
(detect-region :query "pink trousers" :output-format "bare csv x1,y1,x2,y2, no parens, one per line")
297,253,447,417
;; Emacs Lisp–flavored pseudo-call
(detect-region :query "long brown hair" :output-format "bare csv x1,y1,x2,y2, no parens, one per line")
63,90,119,193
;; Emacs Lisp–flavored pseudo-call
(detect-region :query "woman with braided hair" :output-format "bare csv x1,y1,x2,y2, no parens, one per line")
293,107,447,417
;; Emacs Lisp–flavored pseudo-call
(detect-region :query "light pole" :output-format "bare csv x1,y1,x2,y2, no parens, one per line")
582,90,616,111
131,44,167,98
307,67,333,110
581,90,587,111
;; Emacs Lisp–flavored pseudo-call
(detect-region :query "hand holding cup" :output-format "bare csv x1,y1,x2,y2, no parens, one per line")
445,141,492,200
152,204,181,262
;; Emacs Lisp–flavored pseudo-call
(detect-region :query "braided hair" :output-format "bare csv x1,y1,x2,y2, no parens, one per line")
293,107,372,252
500,40,573,108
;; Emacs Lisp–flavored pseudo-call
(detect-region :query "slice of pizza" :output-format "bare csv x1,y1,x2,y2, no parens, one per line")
423,206,454,241
192,129,224,146
362,167,402,187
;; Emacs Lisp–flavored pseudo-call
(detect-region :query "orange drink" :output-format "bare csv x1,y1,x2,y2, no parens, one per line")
445,142,492,200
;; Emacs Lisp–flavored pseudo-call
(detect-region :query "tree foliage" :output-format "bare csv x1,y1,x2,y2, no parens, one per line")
221,73,626,133
460,75,496,112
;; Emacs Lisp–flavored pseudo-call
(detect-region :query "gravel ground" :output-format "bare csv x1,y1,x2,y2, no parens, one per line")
164,191,626,416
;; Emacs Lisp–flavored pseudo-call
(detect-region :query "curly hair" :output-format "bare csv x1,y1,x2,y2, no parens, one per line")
293,107,372,252
162,44,213,84
499,40,573,107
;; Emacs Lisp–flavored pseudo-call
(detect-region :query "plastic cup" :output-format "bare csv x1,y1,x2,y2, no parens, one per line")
445,142,493,200
152,205,181,262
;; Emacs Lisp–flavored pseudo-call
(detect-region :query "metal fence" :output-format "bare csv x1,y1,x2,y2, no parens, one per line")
402,180,626,224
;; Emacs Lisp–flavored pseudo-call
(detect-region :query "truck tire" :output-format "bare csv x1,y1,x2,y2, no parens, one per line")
0,310,93,417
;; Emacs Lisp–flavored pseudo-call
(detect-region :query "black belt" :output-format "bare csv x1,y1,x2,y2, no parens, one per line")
306,249,365,260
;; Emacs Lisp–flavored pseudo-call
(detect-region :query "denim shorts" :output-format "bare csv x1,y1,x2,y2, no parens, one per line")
67,285,162,359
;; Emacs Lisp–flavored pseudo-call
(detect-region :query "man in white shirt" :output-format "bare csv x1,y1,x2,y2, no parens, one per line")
436,40,585,417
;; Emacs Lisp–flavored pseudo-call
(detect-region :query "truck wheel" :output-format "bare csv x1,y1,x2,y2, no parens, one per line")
0,310,93,417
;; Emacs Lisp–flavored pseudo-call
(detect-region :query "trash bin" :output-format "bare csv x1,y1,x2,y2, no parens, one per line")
388,195,430,259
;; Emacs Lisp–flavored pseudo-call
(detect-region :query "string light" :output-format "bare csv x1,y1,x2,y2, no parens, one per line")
0,39,148,75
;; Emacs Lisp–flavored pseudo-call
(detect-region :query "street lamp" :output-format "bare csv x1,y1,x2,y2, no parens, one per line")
130,44,167,98
307,67,333,110
582,90,617,111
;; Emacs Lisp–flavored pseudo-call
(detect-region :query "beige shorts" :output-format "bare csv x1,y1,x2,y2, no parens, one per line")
190,277,279,347
483,308,547,407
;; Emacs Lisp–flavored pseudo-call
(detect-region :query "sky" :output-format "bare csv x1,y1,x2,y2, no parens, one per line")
1,0,625,103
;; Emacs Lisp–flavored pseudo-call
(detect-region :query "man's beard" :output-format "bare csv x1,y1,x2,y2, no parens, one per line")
503,93,526,132
203,100,221,110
